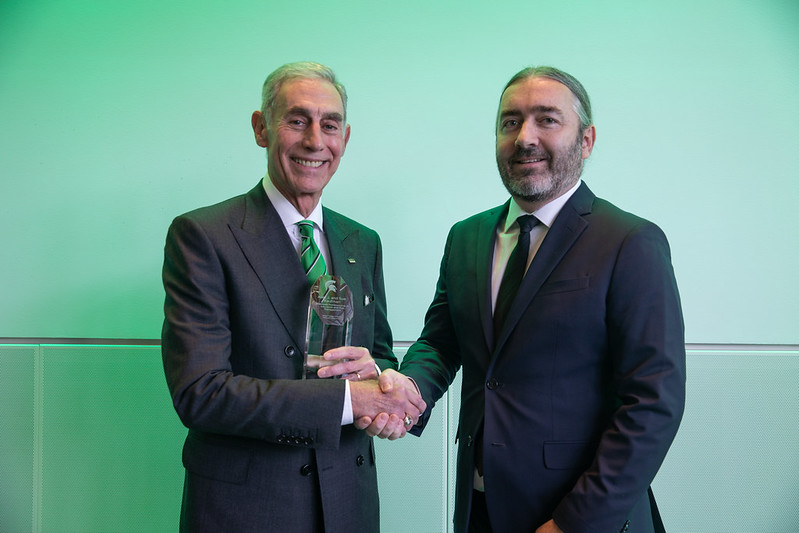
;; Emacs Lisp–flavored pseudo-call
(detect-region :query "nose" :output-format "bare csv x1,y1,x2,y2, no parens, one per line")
515,121,538,148
303,123,324,151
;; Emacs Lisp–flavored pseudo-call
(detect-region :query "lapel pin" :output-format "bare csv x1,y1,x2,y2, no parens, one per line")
347,258,356,264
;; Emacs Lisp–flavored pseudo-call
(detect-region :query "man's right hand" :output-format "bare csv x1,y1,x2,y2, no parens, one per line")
351,370,425,440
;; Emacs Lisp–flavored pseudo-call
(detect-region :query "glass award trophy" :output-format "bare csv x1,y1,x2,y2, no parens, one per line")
304,274,354,379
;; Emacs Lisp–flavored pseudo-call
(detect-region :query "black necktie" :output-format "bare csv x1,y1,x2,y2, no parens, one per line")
477,215,538,479
493,214,539,337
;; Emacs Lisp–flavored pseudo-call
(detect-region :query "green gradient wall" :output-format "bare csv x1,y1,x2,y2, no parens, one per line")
1,0,798,343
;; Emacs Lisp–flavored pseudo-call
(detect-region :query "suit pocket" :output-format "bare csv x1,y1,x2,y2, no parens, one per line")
543,440,594,470
362,291,375,308
538,276,590,296
182,431,251,484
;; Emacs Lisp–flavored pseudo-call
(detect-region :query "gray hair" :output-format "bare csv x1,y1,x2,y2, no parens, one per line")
260,61,348,124
501,66,592,130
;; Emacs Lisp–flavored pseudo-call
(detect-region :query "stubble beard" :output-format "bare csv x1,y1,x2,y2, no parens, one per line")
498,133,585,205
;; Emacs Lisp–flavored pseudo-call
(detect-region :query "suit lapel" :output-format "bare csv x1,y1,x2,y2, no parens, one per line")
229,184,309,350
477,202,509,352
494,183,595,353
323,208,359,285
323,209,367,346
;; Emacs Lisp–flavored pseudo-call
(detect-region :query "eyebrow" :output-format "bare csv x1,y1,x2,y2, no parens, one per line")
499,105,565,120
285,106,344,123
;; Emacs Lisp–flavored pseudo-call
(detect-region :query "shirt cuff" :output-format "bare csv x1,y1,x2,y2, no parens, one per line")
342,379,354,425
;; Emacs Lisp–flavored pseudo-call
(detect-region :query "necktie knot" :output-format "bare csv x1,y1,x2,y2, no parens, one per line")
297,220,314,240
517,214,539,234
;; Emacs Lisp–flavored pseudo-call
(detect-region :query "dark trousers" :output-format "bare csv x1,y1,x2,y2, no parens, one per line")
468,490,493,533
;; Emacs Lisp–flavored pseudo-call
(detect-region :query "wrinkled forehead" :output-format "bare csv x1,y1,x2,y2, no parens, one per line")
275,78,346,119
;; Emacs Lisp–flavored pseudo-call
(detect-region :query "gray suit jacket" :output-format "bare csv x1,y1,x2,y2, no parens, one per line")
402,182,685,533
162,182,395,532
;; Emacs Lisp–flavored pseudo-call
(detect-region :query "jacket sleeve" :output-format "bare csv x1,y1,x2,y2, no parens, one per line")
400,227,463,434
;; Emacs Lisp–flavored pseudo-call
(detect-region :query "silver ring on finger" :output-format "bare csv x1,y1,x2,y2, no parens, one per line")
356,372,361,381
403,415,412,427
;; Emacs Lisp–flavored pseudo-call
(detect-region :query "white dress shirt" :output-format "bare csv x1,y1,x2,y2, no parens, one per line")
490,179,583,311
261,176,354,425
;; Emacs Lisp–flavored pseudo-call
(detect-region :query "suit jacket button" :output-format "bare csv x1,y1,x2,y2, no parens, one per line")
277,434,286,444
304,437,313,446
486,378,499,390
284,345,296,358
355,455,365,467
300,464,313,476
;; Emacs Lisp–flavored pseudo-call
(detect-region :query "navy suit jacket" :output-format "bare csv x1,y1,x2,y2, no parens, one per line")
401,182,686,533
161,182,395,532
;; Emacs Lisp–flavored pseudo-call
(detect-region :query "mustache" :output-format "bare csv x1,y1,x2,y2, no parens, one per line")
510,148,550,161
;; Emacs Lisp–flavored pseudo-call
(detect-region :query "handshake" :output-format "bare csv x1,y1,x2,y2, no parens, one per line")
317,347,426,440
350,369,426,440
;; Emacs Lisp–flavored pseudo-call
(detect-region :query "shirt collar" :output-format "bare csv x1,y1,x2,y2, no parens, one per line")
262,175,325,231
502,179,581,232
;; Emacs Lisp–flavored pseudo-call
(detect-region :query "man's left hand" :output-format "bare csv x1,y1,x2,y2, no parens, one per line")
317,346,378,380
535,519,563,533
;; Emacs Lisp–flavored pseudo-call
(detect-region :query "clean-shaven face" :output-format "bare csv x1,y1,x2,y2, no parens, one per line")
265,78,350,209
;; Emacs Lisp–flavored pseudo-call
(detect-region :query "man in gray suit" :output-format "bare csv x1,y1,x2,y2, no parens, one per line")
162,62,423,532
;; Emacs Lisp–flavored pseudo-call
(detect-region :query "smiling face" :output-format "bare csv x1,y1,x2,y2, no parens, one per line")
495,76,595,211
252,77,350,216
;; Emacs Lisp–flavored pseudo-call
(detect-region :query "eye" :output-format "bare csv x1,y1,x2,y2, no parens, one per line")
501,119,520,131
285,117,307,128
538,116,559,126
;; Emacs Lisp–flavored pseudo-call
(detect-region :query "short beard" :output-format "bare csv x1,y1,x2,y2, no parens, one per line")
498,131,585,205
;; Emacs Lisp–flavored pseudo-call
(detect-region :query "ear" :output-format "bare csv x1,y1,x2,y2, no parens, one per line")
338,124,351,157
581,125,596,159
252,111,269,148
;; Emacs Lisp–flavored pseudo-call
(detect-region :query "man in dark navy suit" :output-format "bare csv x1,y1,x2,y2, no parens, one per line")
362,66,686,533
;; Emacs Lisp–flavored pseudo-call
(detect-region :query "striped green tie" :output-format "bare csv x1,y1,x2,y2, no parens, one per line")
297,220,327,285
